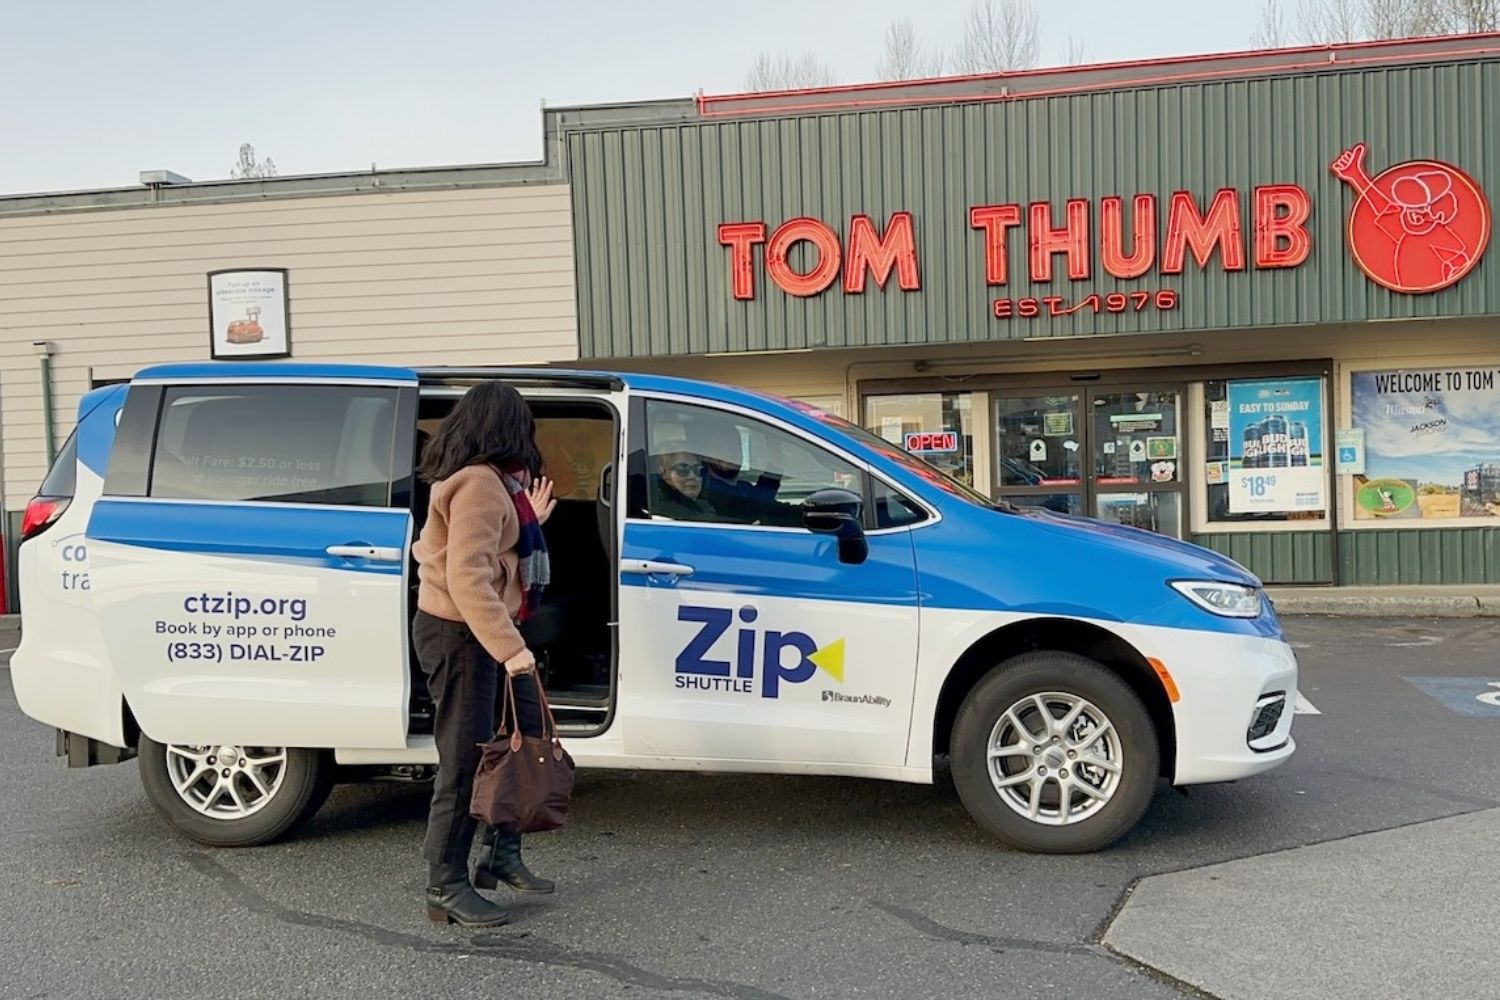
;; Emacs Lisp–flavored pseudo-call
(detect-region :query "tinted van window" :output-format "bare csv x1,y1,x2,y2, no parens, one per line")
39,430,79,498
640,400,861,527
150,385,398,506
872,478,927,528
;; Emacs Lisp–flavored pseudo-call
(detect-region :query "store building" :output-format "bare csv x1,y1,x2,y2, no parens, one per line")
2,33,1499,607
572,34,1500,588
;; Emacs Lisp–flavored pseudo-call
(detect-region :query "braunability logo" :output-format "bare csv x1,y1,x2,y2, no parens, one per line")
1332,141,1492,295
675,605,844,698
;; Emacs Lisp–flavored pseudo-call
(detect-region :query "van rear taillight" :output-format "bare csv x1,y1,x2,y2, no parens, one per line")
21,496,69,540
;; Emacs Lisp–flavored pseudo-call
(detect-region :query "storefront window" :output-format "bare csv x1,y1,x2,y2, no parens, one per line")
797,399,991,508
1204,378,1328,523
1350,366,1500,522
863,392,976,489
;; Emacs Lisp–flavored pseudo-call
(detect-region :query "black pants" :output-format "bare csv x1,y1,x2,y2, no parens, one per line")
413,610,544,867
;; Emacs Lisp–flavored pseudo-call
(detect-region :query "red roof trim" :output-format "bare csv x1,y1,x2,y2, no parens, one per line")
697,32,1500,117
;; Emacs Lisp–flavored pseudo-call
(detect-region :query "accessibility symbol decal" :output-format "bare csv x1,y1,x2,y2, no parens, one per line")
1403,676,1500,717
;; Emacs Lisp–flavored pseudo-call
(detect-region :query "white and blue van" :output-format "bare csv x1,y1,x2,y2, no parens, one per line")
12,363,1297,853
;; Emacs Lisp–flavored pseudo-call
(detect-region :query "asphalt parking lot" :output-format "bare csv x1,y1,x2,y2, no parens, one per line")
3,616,1498,1000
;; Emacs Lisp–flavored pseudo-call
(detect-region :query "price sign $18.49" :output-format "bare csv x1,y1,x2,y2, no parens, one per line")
1239,474,1278,498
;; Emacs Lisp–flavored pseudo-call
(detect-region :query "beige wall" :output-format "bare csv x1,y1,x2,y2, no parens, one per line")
0,185,576,509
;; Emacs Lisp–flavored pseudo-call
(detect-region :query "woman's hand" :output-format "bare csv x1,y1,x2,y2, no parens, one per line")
526,476,557,525
504,648,536,676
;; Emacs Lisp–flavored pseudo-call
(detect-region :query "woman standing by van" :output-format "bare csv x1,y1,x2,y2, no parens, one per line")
412,382,558,927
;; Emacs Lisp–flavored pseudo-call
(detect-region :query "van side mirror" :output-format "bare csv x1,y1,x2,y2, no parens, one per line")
802,488,868,565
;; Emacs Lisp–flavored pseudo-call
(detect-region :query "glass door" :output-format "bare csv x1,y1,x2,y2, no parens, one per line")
989,385,1187,538
992,393,1085,515
1088,388,1184,538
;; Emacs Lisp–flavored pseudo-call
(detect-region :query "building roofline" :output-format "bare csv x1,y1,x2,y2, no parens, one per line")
0,158,559,215
6,34,1499,217
0,96,703,219
697,32,1500,117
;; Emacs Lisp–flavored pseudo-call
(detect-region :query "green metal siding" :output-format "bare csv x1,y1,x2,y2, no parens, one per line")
1194,527,1500,585
566,60,1500,359
1191,532,1334,585
1338,526,1500,584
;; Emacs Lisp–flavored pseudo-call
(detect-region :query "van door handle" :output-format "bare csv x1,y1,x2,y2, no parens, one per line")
620,559,695,578
326,544,404,562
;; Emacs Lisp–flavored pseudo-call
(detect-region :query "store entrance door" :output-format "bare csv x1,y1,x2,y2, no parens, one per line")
993,386,1186,538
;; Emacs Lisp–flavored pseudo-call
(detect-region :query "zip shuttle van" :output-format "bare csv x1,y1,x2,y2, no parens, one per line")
12,363,1297,852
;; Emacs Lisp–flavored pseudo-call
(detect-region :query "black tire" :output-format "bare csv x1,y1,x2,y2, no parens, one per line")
951,651,1159,853
138,738,333,847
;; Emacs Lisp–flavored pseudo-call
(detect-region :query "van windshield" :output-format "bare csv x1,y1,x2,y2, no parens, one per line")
779,399,995,508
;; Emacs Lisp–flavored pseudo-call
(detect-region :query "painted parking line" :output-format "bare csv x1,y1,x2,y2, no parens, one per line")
1389,636,1444,648
1294,693,1321,715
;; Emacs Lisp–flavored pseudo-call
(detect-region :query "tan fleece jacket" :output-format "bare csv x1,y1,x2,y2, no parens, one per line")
413,464,527,665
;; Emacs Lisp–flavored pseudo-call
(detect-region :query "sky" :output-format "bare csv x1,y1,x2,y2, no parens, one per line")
0,0,1266,196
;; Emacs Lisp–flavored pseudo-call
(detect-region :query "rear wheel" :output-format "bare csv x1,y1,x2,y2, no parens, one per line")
138,738,332,847
951,652,1159,853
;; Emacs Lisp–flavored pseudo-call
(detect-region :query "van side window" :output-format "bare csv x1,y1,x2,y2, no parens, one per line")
149,385,399,506
641,400,862,527
872,479,927,528
38,430,79,499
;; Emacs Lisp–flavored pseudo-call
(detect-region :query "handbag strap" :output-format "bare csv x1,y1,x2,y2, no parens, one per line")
531,670,560,741
491,672,523,747
491,670,562,744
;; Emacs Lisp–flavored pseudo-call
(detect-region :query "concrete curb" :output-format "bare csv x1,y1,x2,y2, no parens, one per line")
1268,589,1500,618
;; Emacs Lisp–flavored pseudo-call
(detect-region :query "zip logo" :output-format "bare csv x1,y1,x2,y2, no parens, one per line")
675,605,845,698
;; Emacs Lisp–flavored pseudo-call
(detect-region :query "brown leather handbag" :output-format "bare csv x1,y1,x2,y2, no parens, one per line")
469,673,575,833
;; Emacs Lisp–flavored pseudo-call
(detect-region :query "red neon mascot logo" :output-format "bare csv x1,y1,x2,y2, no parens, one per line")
1331,142,1491,294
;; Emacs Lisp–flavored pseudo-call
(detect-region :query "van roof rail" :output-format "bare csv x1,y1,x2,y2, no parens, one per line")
413,367,626,392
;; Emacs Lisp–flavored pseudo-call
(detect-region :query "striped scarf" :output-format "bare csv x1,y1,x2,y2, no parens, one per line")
493,465,550,623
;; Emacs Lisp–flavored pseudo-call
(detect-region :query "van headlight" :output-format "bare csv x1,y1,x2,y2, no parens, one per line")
1171,581,1263,618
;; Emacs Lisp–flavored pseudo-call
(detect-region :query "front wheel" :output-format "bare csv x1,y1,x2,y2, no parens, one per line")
138,738,332,847
951,652,1159,853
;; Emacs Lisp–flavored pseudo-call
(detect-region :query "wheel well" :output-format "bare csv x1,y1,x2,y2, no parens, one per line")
121,698,142,750
932,618,1176,778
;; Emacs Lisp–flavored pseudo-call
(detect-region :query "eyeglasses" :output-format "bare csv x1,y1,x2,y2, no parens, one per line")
667,462,699,478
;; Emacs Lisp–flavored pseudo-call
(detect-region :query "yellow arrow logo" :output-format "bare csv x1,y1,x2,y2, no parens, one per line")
808,638,845,683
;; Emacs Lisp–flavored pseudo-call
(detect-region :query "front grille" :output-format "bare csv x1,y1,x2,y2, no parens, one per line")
1246,693,1287,748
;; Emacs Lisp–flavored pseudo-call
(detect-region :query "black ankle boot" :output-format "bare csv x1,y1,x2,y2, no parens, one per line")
474,827,555,894
425,863,511,926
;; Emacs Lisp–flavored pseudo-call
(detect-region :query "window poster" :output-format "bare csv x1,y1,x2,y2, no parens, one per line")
1351,367,1500,520
1226,377,1326,514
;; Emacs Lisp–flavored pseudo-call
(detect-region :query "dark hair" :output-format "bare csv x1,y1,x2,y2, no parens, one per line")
418,382,542,483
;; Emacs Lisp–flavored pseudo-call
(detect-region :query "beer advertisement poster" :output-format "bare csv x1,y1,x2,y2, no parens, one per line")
1227,377,1326,514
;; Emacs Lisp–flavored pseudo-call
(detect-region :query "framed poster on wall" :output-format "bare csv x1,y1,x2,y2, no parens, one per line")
1350,366,1500,521
208,268,290,359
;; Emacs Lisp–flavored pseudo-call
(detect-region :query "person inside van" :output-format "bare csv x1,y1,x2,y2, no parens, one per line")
690,419,781,519
649,422,727,522
412,382,559,928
